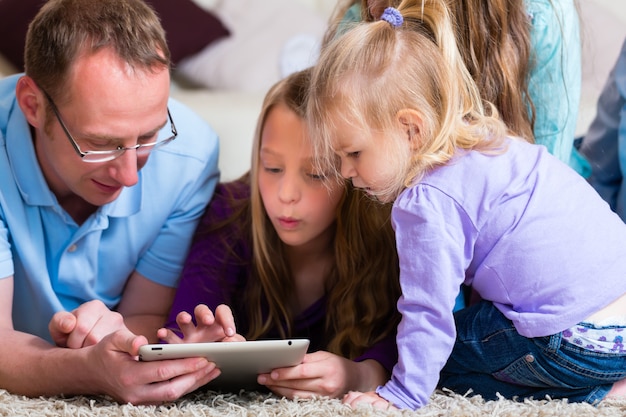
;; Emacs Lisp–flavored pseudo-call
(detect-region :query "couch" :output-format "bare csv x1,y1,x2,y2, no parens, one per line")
1,0,625,182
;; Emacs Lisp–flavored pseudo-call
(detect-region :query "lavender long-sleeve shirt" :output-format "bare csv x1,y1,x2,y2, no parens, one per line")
378,138,626,410
167,180,398,371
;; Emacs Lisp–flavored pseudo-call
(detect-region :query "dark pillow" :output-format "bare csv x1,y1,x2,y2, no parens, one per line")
0,0,230,70
146,0,230,64
0,0,45,71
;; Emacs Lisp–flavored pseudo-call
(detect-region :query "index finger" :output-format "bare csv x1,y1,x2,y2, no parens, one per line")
213,304,237,337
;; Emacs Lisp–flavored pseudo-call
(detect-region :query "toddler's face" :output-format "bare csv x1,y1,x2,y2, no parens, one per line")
330,116,405,203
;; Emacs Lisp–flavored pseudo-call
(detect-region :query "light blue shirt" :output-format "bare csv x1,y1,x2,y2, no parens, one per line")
378,138,626,410
579,37,626,221
0,74,220,342
526,0,586,175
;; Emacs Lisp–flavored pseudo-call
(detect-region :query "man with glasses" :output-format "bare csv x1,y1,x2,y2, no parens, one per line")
0,0,221,405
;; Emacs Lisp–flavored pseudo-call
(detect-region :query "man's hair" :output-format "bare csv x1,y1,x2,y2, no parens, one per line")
24,0,170,101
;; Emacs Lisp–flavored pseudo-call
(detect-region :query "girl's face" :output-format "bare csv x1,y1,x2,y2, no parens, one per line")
258,104,344,248
331,116,406,203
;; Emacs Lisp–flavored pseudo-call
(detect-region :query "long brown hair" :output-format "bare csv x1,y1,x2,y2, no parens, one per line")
222,69,400,358
448,0,534,142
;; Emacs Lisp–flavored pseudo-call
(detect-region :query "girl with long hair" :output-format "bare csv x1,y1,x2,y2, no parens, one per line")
159,68,401,399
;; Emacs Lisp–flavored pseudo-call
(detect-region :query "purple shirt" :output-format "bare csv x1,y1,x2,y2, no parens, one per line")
167,180,398,371
378,138,626,409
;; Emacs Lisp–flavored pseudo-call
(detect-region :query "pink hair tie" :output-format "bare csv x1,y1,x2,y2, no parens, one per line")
380,7,403,27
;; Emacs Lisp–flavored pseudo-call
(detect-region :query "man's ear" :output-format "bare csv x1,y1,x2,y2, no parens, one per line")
15,76,46,128
396,108,422,150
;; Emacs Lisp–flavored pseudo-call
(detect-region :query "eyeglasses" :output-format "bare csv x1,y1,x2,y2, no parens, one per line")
41,89,177,163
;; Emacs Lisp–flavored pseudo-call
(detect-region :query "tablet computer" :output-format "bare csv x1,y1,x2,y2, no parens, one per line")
138,339,310,391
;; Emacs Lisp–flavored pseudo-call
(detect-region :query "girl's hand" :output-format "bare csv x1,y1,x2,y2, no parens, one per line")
343,390,397,411
256,351,387,399
157,304,245,344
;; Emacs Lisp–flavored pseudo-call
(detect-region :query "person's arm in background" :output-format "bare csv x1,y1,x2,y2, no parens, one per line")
526,0,584,174
578,38,626,219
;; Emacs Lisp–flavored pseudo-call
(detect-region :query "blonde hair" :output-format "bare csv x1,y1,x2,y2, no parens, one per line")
309,0,508,200
239,69,401,358
323,0,533,143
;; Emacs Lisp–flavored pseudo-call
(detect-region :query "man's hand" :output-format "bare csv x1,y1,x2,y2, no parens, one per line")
49,300,127,348
83,327,221,404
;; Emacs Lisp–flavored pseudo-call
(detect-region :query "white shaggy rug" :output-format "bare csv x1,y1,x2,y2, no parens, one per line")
1,388,625,417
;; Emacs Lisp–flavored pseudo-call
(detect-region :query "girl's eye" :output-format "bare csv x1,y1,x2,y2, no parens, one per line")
263,167,282,174
347,151,360,158
307,173,326,181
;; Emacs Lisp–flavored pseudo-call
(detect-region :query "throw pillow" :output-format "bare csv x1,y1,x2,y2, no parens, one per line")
146,0,230,64
0,0,45,71
0,0,230,71
175,0,327,93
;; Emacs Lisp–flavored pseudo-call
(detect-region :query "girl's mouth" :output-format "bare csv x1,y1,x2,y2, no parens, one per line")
278,217,300,229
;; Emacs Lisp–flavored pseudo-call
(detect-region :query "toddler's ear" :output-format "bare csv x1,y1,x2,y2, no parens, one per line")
395,108,422,150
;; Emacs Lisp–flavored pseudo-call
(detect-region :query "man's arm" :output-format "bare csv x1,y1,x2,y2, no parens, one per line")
117,271,176,342
0,276,104,396
2,276,218,403
49,271,176,347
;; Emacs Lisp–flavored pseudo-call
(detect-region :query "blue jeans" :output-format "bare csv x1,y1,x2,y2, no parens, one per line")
439,301,626,404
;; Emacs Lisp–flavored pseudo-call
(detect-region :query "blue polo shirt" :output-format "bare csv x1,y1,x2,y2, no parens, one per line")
0,74,220,342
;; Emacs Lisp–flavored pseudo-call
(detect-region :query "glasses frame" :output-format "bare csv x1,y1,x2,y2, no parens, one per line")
41,88,178,163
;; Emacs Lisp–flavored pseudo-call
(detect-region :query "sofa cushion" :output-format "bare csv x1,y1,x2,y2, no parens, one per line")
146,0,230,64
175,0,327,93
0,0,230,71
0,0,44,71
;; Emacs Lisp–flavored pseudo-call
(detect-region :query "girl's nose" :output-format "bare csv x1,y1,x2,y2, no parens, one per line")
278,175,301,204
340,159,356,179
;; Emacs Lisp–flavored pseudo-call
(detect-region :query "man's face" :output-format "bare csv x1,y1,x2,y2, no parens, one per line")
34,47,171,210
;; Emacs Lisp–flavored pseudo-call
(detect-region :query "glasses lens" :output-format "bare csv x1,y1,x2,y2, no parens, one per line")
82,151,123,163
136,145,155,158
